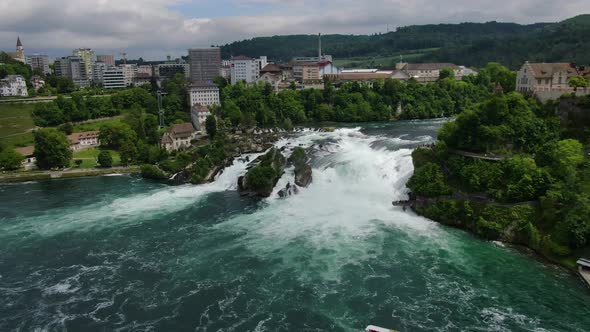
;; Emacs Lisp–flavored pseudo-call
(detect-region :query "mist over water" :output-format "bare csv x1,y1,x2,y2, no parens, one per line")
1,120,590,331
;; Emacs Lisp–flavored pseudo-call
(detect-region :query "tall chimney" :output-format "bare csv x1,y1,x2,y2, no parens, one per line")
318,33,322,61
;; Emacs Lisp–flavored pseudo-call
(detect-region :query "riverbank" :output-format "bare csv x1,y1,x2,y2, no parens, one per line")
0,166,140,183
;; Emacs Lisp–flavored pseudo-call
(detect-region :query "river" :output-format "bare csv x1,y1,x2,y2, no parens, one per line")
1,119,590,331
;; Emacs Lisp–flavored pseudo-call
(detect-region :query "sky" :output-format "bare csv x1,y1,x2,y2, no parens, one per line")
1,0,589,60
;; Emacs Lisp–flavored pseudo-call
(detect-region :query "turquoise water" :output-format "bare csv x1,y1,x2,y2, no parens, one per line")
1,120,590,331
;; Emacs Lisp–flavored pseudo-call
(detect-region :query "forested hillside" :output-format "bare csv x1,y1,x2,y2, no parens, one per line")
220,15,590,69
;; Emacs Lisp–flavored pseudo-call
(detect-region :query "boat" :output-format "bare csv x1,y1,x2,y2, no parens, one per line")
365,325,398,332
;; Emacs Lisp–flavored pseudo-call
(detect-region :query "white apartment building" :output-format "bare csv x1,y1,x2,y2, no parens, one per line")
103,68,126,89
230,56,268,85
119,64,138,86
0,75,28,97
137,65,153,76
190,104,211,131
93,62,114,83
189,84,220,106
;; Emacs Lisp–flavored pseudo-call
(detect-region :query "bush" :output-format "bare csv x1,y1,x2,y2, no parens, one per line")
246,165,277,194
97,150,113,168
140,164,167,180
0,149,23,170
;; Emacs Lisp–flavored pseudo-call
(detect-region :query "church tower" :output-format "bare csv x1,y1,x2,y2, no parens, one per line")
15,36,25,63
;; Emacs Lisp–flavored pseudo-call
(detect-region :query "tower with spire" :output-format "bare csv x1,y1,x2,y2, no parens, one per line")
14,36,25,63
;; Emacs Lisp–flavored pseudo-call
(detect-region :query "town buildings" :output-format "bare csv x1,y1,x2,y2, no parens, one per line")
102,68,126,89
96,55,115,66
191,103,211,131
516,62,590,94
157,62,190,80
73,48,96,78
395,62,462,82
54,56,89,88
119,64,138,86
0,75,28,97
229,55,268,85
92,62,112,83
161,123,197,152
26,54,50,74
515,62,590,102
30,75,45,91
189,83,220,106
189,48,221,84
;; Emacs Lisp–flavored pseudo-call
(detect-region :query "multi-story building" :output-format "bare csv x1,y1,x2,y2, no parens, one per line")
229,55,268,85
118,64,138,86
190,104,211,131
137,65,153,76
157,63,190,80
54,56,89,88
26,54,50,74
220,60,231,81
73,48,96,79
102,68,126,89
515,62,590,94
161,123,197,152
189,83,220,106
395,62,461,83
67,131,99,151
92,62,113,83
0,75,28,97
188,48,221,83
96,54,115,66
292,61,321,83
7,37,25,63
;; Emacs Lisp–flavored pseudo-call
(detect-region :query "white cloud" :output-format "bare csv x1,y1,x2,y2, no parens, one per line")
0,0,589,59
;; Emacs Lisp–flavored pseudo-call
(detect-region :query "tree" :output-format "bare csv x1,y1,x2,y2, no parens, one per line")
58,122,74,135
569,76,589,92
33,128,72,169
99,122,137,149
97,150,113,168
439,68,455,80
205,115,217,139
0,149,23,170
74,159,83,167
119,141,138,165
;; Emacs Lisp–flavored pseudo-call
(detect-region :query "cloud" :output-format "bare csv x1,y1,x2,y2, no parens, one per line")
0,0,589,60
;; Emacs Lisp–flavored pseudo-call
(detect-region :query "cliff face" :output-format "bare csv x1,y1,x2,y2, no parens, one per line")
554,96,590,142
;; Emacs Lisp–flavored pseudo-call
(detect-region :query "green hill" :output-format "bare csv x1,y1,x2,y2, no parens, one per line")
220,15,590,69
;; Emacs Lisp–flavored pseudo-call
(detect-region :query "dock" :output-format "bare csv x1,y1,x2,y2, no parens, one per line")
576,258,590,287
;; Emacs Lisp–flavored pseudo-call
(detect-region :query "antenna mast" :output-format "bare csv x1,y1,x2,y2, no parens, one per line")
318,33,322,61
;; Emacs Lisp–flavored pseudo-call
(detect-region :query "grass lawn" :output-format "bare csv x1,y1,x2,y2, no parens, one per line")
72,147,122,168
0,103,37,148
73,117,124,132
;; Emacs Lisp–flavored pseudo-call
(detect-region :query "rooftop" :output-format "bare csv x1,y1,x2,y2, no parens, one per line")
525,62,584,78
15,146,34,157
168,122,195,138
67,131,99,144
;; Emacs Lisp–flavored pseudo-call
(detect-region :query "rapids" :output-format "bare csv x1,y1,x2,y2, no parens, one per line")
1,120,589,331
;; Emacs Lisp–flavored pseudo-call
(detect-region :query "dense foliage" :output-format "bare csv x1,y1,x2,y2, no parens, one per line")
216,69,500,127
0,148,23,170
33,128,72,169
221,16,590,68
407,92,590,266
